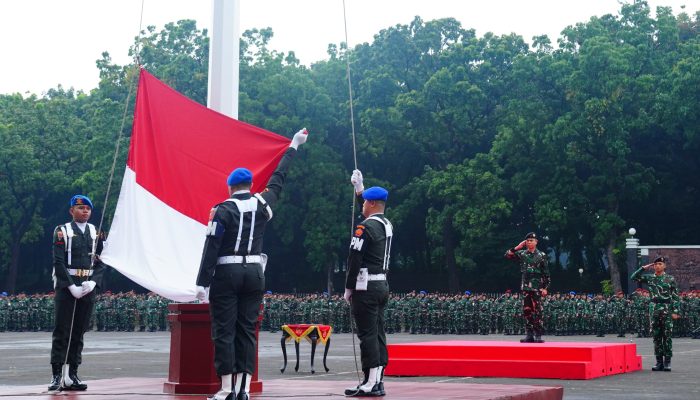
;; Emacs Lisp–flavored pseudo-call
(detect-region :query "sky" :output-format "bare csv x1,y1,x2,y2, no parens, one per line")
1,0,698,95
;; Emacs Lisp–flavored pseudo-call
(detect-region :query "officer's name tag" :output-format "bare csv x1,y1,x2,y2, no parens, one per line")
355,268,368,291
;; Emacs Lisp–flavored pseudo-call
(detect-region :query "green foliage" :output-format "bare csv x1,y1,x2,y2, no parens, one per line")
3,3,700,294
600,279,613,296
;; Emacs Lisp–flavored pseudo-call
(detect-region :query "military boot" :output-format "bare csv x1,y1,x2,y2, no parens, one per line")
48,364,62,391
345,368,369,396
208,374,233,400
349,367,382,397
651,356,664,371
533,333,545,343
663,357,672,372
520,330,534,343
66,365,88,391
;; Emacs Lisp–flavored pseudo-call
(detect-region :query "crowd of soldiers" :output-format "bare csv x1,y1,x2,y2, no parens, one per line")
261,290,700,338
0,291,169,332
2,289,698,337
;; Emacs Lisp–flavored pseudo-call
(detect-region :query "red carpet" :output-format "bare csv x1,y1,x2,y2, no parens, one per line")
0,377,563,400
386,340,642,380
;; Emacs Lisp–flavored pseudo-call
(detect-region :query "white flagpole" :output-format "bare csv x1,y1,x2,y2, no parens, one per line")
208,0,240,119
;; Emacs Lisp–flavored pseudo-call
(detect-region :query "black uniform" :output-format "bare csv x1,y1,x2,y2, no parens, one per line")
51,222,106,373
196,148,296,376
345,200,393,372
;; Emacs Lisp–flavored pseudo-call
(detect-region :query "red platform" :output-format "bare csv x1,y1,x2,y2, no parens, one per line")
386,341,642,380
0,377,563,400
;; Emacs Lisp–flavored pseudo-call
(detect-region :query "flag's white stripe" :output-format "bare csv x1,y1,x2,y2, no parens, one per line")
101,167,204,302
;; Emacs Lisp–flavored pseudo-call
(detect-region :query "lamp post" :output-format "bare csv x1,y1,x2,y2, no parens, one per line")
578,267,583,277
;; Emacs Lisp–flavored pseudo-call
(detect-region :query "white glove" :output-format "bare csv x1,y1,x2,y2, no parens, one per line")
81,280,96,295
68,284,85,299
344,288,353,304
196,286,209,303
289,128,308,149
351,169,364,194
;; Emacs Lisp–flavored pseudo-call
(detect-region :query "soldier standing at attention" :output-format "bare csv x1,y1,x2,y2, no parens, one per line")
195,129,308,400
49,195,107,391
344,169,393,397
505,232,550,343
631,256,680,372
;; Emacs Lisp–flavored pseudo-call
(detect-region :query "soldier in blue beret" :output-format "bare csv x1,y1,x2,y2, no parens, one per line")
196,128,308,400
505,232,550,343
344,170,393,397
49,195,107,391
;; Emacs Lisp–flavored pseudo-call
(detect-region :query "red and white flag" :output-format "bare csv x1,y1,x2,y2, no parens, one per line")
101,69,290,301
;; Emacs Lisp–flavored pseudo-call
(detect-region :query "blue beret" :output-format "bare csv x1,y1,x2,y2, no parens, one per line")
70,195,93,209
265,290,272,295
362,186,388,201
227,168,253,186
569,291,576,295
419,290,427,295
465,290,471,295
1,292,6,296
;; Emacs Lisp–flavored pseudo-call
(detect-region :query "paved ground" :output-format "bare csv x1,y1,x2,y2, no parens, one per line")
0,331,698,399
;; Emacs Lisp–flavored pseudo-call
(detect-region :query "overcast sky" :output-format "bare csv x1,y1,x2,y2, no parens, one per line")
1,0,698,95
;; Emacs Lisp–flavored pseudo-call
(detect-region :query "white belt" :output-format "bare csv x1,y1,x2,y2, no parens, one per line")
217,255,263,265
367,273,386,281
67,268,93,277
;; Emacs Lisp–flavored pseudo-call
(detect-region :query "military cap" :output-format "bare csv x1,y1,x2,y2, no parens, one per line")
0,292,6,296
362,186,388,201
227,167,253,186
653,256,667,263
419,290,427,295
70,195,93,209
505,289,511,293
569,291,576,295
464,290,471,295
525,232,537,240
616,290,624,295
265,290,272,295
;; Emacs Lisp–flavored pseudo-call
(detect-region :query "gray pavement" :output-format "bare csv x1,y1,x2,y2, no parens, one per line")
0,331,698,399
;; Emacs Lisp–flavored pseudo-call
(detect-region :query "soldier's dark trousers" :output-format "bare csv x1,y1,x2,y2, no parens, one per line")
209,262,264,376
51,288,95,366
351,281,389,370
522,291,543,335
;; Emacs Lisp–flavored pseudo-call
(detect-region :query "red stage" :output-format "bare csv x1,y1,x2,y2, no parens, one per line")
386,340,642,380
0,377,563,400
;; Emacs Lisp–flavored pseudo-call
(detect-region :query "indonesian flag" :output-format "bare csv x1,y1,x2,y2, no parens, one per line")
101,69,290,301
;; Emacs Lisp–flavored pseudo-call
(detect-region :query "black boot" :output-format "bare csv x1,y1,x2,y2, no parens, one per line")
48,364,62,391
66,365,88,391
651,356,664,371
663,357,672,372
533,334,545,343
520,330,534,343
345,368,369,396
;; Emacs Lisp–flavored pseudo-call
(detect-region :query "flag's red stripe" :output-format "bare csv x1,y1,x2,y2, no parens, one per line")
128,69,291,224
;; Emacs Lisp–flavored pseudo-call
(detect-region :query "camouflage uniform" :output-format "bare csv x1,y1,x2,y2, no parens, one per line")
505,243,550,342
631,264,680,370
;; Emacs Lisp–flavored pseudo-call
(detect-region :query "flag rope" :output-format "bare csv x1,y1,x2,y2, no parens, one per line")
342,0,364,391
55,0,146,392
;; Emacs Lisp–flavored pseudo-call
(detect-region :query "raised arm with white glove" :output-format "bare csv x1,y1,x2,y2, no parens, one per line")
351,169,364,194
289,128,308,150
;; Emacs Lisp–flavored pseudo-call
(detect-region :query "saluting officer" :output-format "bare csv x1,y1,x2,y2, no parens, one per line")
195,129,308,400
631,256,680,371
49,195,107,391
505,232,550,343
344,170,393,397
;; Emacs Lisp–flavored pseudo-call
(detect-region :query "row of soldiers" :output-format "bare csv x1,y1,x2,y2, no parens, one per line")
262,290,700,338
0,291,169,332
2,289,698,336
